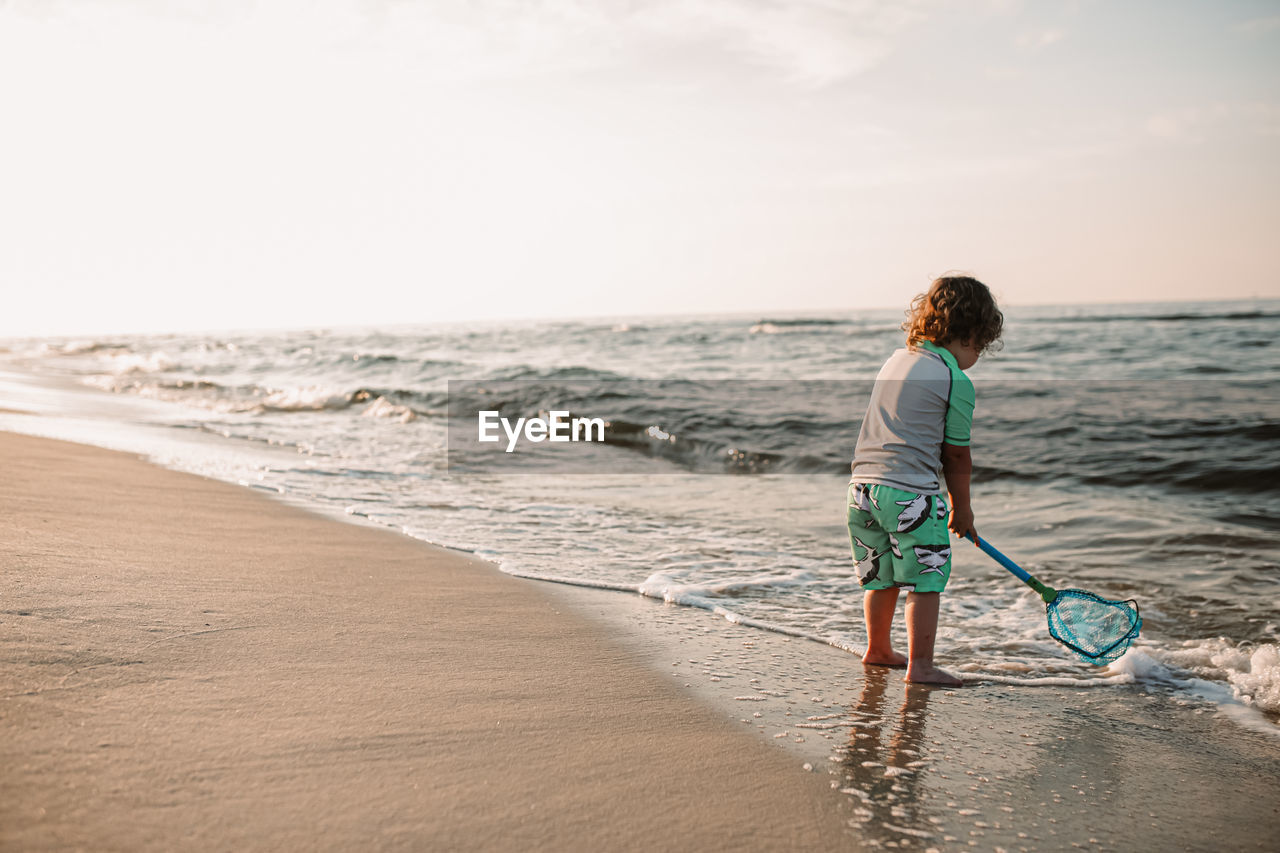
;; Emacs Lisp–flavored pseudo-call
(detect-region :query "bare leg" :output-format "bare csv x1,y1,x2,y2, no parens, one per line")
903,591,962,686
862,588,907,667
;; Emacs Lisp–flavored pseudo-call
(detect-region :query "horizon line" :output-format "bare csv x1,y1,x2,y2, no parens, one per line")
2,293,1277,341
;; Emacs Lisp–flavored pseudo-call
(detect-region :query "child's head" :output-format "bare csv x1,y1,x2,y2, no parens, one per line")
902,275,1004,355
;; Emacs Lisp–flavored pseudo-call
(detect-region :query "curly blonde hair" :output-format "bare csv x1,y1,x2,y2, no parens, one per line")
902,275,1004,354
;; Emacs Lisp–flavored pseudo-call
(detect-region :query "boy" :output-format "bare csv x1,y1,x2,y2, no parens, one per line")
847,276,1003,686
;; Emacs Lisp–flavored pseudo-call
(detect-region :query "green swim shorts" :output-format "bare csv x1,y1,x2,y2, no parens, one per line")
846,482,952,593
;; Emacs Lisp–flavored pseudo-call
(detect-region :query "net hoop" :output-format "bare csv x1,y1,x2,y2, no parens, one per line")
1044,589,1142,665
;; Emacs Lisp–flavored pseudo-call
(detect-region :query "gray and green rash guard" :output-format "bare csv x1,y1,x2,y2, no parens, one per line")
849,340,975,495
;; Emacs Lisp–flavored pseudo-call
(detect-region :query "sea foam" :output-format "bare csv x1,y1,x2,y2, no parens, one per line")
1160,639,1280,713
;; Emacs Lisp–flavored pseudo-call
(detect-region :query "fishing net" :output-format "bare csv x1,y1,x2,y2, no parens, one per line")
1046,589,1142,665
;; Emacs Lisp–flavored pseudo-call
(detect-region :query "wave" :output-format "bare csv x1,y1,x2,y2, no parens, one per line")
256,386,371,413
748,317,887,335
309,353,467,375
974,459,1280,498
0,337,130,357
81,374,449,419
754,317,848,327
99,351,177,374
1028,309,1280,325
256,386,447,417
597,417,835,474
497,562,865,654
1160,639,1280,715
488,365,632,381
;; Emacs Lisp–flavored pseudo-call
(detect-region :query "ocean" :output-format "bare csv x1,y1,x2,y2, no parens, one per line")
2,300,1278,736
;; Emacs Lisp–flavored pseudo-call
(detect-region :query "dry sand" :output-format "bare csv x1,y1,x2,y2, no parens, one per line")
0,431,855,851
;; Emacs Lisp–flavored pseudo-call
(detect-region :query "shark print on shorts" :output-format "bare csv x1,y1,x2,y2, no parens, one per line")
913,544,951,575
851,484,880,513
895,494,932,533
851,535,884,585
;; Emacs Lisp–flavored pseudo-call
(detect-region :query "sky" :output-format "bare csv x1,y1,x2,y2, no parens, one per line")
1,0,1278,337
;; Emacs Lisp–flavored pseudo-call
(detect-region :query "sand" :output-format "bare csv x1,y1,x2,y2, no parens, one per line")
560,584,1280,851
0,431,855,851
5,429,1280,852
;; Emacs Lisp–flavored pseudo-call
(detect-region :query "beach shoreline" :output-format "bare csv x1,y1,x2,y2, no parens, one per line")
4,425,1280,851
551,582,1280,850
0,430,856,851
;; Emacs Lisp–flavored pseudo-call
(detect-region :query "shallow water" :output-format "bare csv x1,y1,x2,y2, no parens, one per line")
2,299,1277,732
558,582,1280,850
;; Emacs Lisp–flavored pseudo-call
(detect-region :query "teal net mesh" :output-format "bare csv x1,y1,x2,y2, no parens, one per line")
1046,589,1142,665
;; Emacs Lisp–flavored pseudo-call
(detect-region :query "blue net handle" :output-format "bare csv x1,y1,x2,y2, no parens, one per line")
964,533,1057,603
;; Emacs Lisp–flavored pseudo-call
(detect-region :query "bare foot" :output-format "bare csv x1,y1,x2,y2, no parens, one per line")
904,663,963,686
862,649,908,668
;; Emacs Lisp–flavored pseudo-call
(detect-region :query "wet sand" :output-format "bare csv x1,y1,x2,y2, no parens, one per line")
559,579,1280,851
0,431,855,851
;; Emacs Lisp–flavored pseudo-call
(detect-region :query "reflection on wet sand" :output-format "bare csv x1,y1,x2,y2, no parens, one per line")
840,666,941,848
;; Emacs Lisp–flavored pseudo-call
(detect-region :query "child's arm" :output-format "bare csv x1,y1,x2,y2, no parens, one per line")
941,442,976,539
